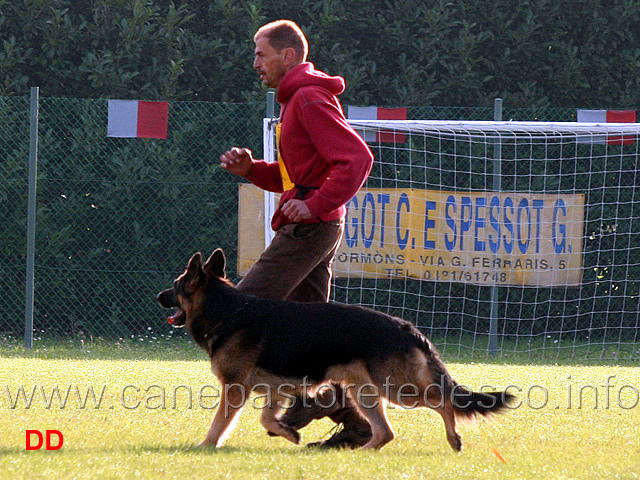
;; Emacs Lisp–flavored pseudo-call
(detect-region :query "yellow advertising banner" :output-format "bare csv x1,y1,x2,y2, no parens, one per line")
238,185,585,286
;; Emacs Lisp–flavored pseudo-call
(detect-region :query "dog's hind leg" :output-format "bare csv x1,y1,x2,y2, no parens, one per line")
404,381,463,451
199,383,247,448
435,402,462,451
399,368,463,451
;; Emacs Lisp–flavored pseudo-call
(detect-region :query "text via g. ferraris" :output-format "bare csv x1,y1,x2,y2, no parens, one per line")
337,189,584,286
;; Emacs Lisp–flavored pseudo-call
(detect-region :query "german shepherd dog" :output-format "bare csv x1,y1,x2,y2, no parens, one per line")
157,249,514,450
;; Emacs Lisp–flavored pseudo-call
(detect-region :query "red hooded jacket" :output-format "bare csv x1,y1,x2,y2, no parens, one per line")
246,62,374,231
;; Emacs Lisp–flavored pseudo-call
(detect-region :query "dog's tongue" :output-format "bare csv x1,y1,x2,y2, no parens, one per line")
167,310,183,325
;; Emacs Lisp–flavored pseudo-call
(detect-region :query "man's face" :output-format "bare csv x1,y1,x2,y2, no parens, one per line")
253,35,288,89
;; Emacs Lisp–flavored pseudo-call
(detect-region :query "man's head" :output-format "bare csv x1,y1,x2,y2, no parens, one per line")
253,20,308,88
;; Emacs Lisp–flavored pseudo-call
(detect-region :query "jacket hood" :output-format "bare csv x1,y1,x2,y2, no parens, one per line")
277,62,345,103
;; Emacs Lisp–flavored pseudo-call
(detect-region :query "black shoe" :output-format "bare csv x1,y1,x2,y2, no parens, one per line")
277,384,373,449
278,388,344,431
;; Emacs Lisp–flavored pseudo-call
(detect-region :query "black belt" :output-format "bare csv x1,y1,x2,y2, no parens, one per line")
295,184,319,200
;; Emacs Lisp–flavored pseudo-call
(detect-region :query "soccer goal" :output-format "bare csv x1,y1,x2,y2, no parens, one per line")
260,118,640,361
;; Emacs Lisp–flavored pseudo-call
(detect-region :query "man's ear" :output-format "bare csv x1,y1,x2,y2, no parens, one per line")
203,249,226,279
282,47,299,66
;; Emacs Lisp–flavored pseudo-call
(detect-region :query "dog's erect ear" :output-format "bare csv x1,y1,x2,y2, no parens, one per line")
182,252,204,295
203,248,226,279
186,252,203,276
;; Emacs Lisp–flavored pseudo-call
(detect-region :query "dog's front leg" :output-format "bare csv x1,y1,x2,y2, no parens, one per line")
199,383,247,448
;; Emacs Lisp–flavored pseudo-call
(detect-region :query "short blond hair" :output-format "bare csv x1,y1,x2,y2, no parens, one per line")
254,20,309,62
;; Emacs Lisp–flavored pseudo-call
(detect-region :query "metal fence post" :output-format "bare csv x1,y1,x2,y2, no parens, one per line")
263,90,277,247
25,87,39,349
266,89,275,119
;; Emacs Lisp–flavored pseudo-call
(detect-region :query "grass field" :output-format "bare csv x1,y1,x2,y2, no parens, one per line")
1,338,639,479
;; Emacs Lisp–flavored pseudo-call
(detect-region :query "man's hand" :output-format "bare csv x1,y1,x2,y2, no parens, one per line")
281,199,313,222
220,147,254,177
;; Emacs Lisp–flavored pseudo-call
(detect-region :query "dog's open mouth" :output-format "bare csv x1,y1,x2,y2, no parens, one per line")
167,309,186,327
157,289,186,327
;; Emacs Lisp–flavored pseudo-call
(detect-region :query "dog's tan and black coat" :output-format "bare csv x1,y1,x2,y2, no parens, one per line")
157,249,514,450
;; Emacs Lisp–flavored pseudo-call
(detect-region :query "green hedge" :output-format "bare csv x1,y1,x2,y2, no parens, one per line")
1,95,263,337
2,1,640,108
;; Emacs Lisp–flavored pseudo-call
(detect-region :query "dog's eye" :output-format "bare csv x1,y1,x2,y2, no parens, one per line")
175,281,189,298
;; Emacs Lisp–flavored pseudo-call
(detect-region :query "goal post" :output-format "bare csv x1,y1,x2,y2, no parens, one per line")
248,116,640,360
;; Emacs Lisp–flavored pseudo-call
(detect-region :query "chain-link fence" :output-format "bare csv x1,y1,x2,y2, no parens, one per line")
2,94,637,360
330,117,640,360
2,94,264,341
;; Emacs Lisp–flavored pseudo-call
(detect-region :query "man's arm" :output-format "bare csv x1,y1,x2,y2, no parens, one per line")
280,199,312,222
220,147,253,177
220,146,284,193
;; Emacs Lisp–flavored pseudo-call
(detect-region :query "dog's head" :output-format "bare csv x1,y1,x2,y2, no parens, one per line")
157,248,227,328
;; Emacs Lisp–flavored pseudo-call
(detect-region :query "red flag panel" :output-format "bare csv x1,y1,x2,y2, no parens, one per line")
137,101,169,139
605,110,636,145
377,107,407,143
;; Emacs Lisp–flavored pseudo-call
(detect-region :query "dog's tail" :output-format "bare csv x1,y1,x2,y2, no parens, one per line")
414,332,515,421
450,386,516,421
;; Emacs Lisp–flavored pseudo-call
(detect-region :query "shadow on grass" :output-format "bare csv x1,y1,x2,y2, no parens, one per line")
122,442,440,458
0,443,278,458
0,442,438,458
0,446,34,457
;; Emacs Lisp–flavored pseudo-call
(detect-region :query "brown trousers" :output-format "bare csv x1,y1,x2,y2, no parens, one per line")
236,219,344,302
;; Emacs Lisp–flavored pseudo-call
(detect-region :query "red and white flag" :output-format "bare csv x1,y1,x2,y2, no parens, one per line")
347,106,407,143
577,109,636,145
107,100,169,139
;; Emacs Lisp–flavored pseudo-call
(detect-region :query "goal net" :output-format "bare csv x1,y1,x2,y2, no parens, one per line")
263,119,640,361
